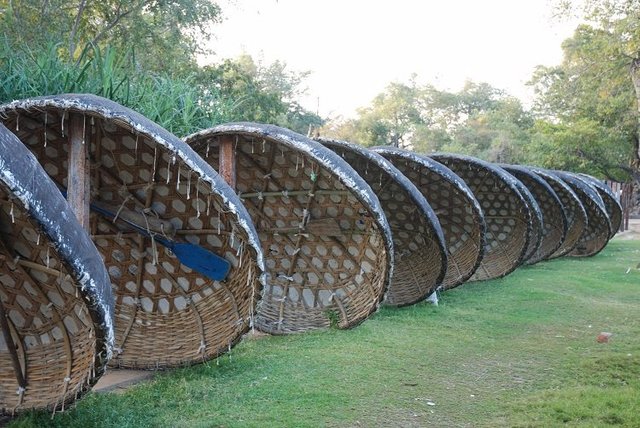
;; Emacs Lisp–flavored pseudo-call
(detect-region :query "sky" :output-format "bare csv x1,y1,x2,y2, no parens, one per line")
202,0,580,119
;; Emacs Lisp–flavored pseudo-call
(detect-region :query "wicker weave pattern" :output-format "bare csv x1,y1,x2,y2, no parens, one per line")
557,173,611,257
1,121,114,415
320,139,446,306
431,155,531,282
508,174,543,263
502,166,566,265
578,174,622,239
188,131,390,334
373,148,485,290
0,190,97,412
526,168,587,259
1,104,261,368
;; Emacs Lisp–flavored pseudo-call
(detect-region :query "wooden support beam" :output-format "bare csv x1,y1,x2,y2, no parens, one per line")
67,113,91,230
219,135,236,190
0,300,27,390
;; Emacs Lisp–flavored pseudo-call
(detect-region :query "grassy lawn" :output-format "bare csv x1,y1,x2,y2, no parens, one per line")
8,239,640,427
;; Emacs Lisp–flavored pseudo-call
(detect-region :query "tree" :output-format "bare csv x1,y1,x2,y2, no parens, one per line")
197,55,323,134
324,79,533,164
533,0,640,182
344,79,429,148
1,3,323,136
444,97,533,163
1,0,221,73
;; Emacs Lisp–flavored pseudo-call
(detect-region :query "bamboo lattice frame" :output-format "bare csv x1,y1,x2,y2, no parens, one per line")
555,172,611,257
0,95,264,368
506,171,543,263
319,138,447,306
430,154,531,282
529,168,587,259
577,173,622,239
502,165,567,264
372,147,485,290
186,123,393,334
0,124,113,415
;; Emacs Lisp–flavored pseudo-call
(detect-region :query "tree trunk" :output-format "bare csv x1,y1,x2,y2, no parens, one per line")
629,58,640,174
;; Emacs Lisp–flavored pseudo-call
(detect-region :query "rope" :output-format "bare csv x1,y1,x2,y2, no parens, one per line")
112,195,133,224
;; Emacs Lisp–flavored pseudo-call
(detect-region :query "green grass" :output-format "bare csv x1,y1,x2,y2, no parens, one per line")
9,239,640,427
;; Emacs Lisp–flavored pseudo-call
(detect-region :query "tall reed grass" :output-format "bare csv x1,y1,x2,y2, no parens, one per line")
0,37,233,136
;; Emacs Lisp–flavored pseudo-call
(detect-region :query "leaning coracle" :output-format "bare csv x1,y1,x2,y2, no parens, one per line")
0,95,264,368
186,123,393,334
430,154,531,282
0,123,113,415
527,167,587,259
577,173,622,239
555,171,611,257
501,165,567,264
372,147,485,290
319,138,447,306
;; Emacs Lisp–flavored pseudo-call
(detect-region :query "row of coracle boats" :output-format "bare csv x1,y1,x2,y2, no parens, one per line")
0,94,620,415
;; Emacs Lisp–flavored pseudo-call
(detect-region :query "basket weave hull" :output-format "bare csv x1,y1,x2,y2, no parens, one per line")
506,172,543,263
0,95,263,368
0,123,113,415
187,124,393,334
502,165,567,265
372,148,485,290
526,168,587,260
431,154,531,282
556,172,611,258
320,139,447,306
578,174,622,239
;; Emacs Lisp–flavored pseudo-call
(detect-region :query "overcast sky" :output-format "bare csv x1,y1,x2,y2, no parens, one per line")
203,0,579,119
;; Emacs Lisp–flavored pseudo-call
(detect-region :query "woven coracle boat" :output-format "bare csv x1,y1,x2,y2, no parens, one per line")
185,124,393,334
430,154,531,282
505,171,544,264
0,124,113,415
501,165,567,264
318,138,447,306
527,167,587,259
371,147,485,290
0,95,264,368
554,172,611,257
577,173,622,238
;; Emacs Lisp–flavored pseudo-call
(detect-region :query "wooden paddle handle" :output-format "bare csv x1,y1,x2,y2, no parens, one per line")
91,200,176,238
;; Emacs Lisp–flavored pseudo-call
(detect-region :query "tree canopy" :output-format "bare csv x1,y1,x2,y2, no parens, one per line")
2,0,639,183
0,1,322,135
322,1,640,183
323,80,533,164
528,0,640,182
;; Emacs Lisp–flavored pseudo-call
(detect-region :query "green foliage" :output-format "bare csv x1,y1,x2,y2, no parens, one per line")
531,25,638,180
0,2,323,137
527,118,634,180
440,97,533,163
530,1,640,182
324,310,340,329
326,79,534,164
8,239,640,427
197,55,323,134
0,0,221,73
0,38,231,136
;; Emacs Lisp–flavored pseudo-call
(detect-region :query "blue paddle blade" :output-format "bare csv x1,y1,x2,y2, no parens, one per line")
167,241,231,282
60,188,231,282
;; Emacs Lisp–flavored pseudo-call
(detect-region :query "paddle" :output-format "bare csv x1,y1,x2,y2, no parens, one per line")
61,190,231,281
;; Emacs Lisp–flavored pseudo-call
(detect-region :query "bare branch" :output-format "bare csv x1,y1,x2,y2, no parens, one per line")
69,0,88,62
89,1,148,48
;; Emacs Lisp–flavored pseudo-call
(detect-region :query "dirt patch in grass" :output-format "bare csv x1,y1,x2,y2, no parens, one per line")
93,370,155,394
